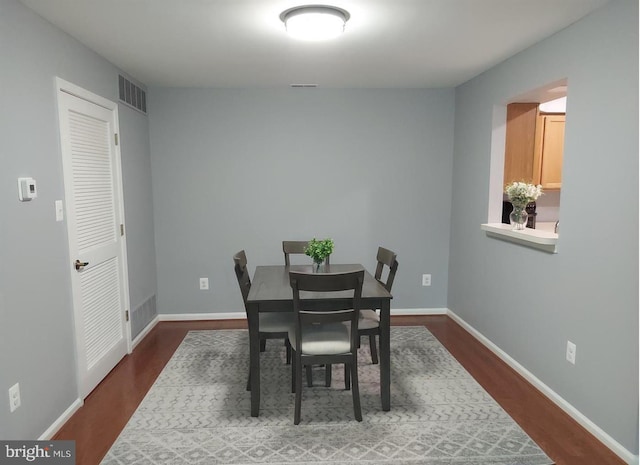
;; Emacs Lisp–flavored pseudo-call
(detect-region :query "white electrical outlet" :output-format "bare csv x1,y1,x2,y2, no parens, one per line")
8,383,21,412
199,277,209,290
566,340,576,364
422,274,431,286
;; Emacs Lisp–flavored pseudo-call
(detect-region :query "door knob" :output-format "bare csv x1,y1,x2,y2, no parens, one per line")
75,260,89,270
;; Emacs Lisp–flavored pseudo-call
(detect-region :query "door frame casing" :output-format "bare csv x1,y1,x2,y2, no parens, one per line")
55,77,133,398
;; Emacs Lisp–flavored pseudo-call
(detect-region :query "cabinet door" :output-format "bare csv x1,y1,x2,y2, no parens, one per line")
503,103,539,185
538,115,565,189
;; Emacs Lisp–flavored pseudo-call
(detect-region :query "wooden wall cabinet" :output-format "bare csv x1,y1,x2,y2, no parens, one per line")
504,103,538,186
503,103,564,190
533,114,565,190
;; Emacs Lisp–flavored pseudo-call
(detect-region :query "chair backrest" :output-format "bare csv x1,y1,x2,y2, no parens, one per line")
289,270,364,351
282,240,331,266
374,247,398,292
233,250,251,308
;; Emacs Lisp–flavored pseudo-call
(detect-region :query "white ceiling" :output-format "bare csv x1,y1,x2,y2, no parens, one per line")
20,0,610,88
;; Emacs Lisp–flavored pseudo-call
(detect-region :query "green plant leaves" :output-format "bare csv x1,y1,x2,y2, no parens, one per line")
304,238,334,263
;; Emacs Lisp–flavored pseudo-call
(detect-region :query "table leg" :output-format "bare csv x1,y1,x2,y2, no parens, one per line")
247,303,260,417
379,299,391,411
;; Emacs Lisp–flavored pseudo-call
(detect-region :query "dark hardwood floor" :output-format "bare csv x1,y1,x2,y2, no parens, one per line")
53,316,625,465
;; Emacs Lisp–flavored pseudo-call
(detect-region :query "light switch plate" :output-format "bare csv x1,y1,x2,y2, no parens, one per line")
55,200,64,222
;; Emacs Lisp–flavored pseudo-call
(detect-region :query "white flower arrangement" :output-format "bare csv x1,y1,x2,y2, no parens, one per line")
505,182,543,206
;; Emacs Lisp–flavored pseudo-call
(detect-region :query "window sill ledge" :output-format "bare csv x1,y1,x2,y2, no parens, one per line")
481,223,558,254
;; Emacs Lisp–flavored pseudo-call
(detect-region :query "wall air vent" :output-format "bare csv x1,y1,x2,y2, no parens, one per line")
290,84,318,88
118,75,147,114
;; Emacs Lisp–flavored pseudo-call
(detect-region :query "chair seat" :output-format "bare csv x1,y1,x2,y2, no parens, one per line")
260,312,293,333
359,309,380,330
289,323,351,355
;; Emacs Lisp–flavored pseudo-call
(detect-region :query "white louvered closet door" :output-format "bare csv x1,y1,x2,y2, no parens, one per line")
58,88,128,399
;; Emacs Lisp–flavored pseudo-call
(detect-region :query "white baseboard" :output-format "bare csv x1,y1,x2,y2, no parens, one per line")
159,312,246,321
391,308,448,315
131,315,160,350
39,398,83,440
447,309,636,465
158,308,447,321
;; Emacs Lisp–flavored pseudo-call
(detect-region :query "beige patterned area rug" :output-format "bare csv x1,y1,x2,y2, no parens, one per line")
101,327,553,464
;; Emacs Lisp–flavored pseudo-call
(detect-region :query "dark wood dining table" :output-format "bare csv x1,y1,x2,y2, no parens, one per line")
246,263,393,417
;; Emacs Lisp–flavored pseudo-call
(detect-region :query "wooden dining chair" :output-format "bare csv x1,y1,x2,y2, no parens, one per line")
283,240,332,386
282,240,331,267
358,247,398,364
288,270,364,425
233,250,292,391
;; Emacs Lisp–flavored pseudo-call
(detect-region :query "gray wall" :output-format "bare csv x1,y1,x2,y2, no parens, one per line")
448,0,638,454
119,101,158,337
148,88,454,315
0,0,156,439
1,0,636,457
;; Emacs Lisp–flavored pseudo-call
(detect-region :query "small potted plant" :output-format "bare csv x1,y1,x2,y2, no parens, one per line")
304,238,334,272
505,182,543,230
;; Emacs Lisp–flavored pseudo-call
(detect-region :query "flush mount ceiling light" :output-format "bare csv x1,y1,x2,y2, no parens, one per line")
280,5,350,41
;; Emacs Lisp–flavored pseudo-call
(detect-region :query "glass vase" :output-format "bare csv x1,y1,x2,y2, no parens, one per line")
509,204,528,230
313,259,325,273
